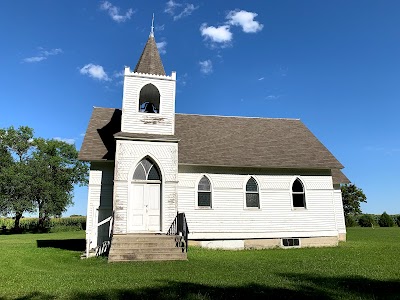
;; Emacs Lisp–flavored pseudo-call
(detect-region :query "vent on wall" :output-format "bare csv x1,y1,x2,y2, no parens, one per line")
282,238,300,247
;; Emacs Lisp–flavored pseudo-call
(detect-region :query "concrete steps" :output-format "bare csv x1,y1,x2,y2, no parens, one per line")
108,234,187,262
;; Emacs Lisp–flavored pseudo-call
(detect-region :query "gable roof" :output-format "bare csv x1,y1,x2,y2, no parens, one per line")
133,35,166,76
331,169,350,184
174,113,343,170
79,108,121,162
79,108,348,184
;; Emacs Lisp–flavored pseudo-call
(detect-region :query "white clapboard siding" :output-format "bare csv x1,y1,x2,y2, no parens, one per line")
334,188,346,233
121,70,176,135
112,182,128,234
113,140,178,234
86,162,114,248
163,182,178,232
178,172,340,239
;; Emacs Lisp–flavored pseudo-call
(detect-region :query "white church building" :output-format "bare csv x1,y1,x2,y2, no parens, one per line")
79,31,349,261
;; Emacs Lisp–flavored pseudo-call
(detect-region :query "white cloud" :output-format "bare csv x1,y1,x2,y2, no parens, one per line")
278,66,288,77
200,24,232,43
199,60,213,74
23,56,47,63
258,77,264,81
165,0,180,14
22,48,63,63
179,73,189,86
156,41,167,55
112,71,124,85
155,24,165,31
165,0,198,20
79,64,110,81
227,10,263,33
113,70,124,78
40,48,63,56
54,137,75,145
100,1,133,23
265,95,282,100
174,3,198,20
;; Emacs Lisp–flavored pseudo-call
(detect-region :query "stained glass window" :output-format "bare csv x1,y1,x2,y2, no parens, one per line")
132,158,160,181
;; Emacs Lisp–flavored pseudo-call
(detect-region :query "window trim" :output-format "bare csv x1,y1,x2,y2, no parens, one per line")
243,176,261,210
196,174,213,209
291,176,307,210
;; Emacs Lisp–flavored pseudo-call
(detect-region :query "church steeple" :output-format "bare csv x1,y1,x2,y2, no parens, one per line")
122,17,176,135
134,15,166,76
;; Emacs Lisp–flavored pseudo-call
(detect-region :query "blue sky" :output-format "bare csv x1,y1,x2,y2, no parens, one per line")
0,1,399,216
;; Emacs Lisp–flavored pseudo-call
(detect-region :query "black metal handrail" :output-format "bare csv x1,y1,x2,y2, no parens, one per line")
167,212,189,252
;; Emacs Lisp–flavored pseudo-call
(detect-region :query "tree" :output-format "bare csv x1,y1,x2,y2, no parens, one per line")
0,144,12,214
358,214,375,227
0,126,36,229
0,126,88,230
378,212,394,227
29,138,88,229
341,184,367,219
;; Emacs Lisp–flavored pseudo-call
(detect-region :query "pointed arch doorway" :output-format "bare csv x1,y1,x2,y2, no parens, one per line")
128,157,162,232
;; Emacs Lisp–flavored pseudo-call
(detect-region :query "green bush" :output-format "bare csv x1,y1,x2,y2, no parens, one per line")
358,214,375,227
345,215,357,227
396,215,400,227
378,212,395,227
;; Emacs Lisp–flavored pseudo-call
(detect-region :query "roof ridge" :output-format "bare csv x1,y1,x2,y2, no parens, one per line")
93,106,121,110
91,108,300,121
176,113,300,121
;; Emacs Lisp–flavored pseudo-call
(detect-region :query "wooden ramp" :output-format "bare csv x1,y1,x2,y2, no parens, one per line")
108,234,187,262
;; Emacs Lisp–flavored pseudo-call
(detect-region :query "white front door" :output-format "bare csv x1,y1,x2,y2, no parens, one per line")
129,183,161,232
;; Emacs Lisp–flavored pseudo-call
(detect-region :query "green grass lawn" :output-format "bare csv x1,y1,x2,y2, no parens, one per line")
0,228,399,300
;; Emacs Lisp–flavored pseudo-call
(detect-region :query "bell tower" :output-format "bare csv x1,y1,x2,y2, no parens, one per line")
121,25,176,135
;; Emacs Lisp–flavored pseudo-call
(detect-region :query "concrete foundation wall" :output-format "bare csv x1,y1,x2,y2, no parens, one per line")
338,233,346,241
301,236,338,247
189,236,339,250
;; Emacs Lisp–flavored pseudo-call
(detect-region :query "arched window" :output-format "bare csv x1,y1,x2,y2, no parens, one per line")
138,84,160,113
198,176,211,207
246,177,259,208
292,178,306,208
133,158,161,181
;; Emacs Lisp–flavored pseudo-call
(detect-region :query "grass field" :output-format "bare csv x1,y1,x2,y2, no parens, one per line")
0,228,399,300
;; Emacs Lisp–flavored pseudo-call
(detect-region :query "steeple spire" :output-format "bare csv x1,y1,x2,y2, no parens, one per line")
134,14,166,76
150,13,154,37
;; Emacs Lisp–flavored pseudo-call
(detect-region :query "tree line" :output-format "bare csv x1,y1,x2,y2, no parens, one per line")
341,183,399,227
0,126,88,231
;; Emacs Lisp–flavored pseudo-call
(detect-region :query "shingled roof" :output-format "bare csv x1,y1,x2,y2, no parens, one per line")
331,169,350,184
79,108,121,162
174,114,343,170
133,35,166,76
79,107,348,183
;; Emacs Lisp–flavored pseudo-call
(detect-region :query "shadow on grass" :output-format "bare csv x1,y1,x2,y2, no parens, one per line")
12,275,400,300
36,239,86,251
0,228,51,235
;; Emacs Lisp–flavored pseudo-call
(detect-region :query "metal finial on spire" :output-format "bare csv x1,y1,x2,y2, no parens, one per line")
150,13,154,37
